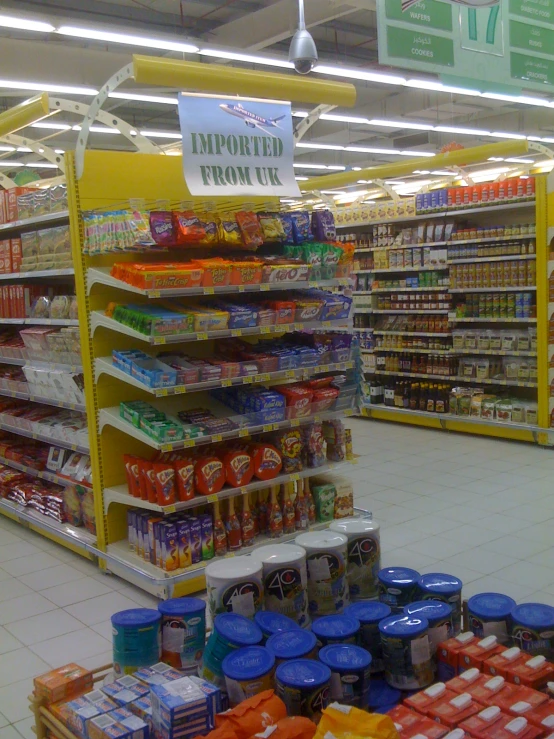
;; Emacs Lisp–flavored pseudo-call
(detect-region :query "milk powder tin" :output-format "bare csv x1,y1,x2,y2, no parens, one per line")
418,573,463,636
112,609,161,677
312,614,360,647
251,544,309,628
511,603,554,660
345,601,391,673
158,598,206,672
378,568,420,612
329,517,381,600
319,644,372,708
222,646,275,707
379,614,434,690
275,659,331,724
266,629,318,664
295,531,349,617
199,612,263,688
467,593,516,645
205,558,263,621
404,601,454,655
253,611,301,642
368,678,401,712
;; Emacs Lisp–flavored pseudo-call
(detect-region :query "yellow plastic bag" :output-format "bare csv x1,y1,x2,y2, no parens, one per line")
313,703,400,739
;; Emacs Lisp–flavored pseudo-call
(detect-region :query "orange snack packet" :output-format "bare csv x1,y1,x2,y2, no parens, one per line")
214,690,287,739
194,728,238,739
236,211,264,249
251,717,317,739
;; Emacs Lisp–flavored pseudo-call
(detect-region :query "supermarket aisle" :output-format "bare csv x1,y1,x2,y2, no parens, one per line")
0,419,554,737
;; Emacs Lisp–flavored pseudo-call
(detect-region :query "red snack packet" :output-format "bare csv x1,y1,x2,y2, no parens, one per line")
173,211,206,244
152,462,176,506
138,459,157,504
235,211,264,249
123,455,142,498
194,456,225,496
214,690,287,739
149,211,176,246
271,429,303,474
223,450,254,488
174,458,195,501
249,443,282,480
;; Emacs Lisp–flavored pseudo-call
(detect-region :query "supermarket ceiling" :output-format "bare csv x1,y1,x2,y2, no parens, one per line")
1,0,554,193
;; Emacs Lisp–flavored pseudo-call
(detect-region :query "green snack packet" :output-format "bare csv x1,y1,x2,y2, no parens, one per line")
311,482,336,522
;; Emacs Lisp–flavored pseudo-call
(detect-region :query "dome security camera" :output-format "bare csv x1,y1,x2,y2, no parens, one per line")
289,0,318,75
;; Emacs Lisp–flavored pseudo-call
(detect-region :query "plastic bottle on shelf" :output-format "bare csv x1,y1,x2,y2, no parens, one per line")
269,485,283,539
225,497,242,551
213,501,228,557
304,479,316,525
250,493,260,538
282,483,296,535
258,490,269,535
294,481,309,532
241,495,255,548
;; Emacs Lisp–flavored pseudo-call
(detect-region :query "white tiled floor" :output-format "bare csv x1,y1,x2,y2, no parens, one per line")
0,418,553,738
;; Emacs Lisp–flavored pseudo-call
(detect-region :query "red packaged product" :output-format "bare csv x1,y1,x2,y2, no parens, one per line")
270,429,303,473
229,260,263,286
485,648,531,679
388,705,449,739
459,706,507,739
427,692,481,729
311,387,339,413
138,459,157,503
278,385,314,419
152,462,176,506
194,456,225,495
150,211,176,246
461,709,543,739
174,458,195,501
459,635,504,671
223,449,253,488
249,443,282,480
265,300,296,325
508,655,554,690
235,211,263,249
508,699,554,728
405,683,458,717
123,455,142,498
173,211,206,244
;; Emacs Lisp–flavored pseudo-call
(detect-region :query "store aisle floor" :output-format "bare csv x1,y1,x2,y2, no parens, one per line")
0,419,553,736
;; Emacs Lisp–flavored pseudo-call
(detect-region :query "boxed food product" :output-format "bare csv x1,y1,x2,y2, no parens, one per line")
34,664,94,704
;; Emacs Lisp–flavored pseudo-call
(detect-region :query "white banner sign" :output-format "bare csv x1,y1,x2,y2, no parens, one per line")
178,93,301,197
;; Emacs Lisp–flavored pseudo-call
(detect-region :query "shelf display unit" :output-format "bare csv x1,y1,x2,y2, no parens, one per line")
66,149,358,599
0,199,96,556
343,176,551,444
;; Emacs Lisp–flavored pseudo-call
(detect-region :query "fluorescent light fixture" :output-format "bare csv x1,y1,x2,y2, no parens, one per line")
527,136,541,141
431,170,454,175
320,113,370,124
505,157,534,163
314,64,406,85
109,91,178,105
293,163,346,170
0,161,23,167
200,48,292,68
491,131,527,140
58,25,199,53
404,151,435,157
0,79,98,95
140,130,181,139
406,79,481,96
25,162,59,168
0,14,54,32
295,176,309,181
0,146,15,152
369,119,434,131
54,149,65,154
345,145,400,154
292,111,309,118
352,166,362,171
17,147,33,153
295,142,345,150
31,122,71,131
435,125,490,136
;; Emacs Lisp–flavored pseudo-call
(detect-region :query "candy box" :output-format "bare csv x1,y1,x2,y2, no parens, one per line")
176,520,192,569
265,300,295,324
405,683,459,717
485,648,531,679
294,299,323,323
278,384,313,419
229,260,263,286
101,677,149,707
459,706,507,739
159,522,180,572
150,677,214,735
88,708,149,739
437,633,481,679
459,636,504,671
134,664,182,687
52,690,118,738
130,359,177,389
447,668,501,698
462,711,543,739
507,698,554,727
311,481,335,522
388,705,449,739
128,696,153,733
507,655,554,690
34,663,93,704
427,692,481,728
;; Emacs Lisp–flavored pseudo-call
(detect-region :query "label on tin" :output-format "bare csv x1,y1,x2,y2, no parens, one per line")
512,623,554,659
360,623,385,673
421,593,462,635
208,579,263,618
346,534,380,600
306,551,349,616
469,614,509,643
277,682,330,724
264,565,309,628
382,633,433,690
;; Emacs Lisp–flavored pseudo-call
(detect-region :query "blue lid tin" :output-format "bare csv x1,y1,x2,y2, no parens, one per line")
266,629,317,661
404,601,453,626
378,567,420,588
312,615,360,644
367,678,401,708
319,644,372,671
379,614,429,638
158,598,206,616
112,609,161,628
222,646,275,681
418,573,462,596
468,593,516,620
214,613,263,646
511,603,554,630
345,602,391,625
254,611,300,638
275,658,331,688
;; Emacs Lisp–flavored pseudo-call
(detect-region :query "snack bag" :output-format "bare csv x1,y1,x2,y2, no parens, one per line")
173,211,206,244
236,211,264,249
259,213,286,244
279,213,295,245
198,212,218,247
149,211,176,246
152,462,176,506
311,209,336,241
214,690,287,739
254,717,317,739
271,429,303,473
218,218,243,248
174,458,195,501
314,703,399,739
291,212,312,244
